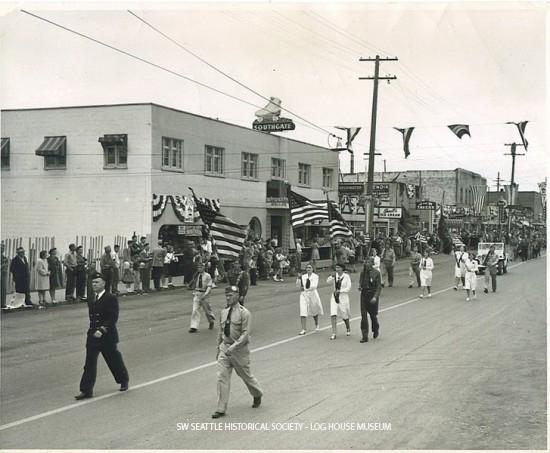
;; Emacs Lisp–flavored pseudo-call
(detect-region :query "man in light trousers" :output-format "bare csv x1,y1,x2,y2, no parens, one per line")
188,262,215,333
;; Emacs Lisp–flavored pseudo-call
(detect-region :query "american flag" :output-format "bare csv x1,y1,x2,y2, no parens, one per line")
288,190,328,227
192,191,246,259
470,185,485,215
415,231,428,244
329,202,353,240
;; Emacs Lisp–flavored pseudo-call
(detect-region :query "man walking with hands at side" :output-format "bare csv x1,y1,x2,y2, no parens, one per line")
212,286,263,419
358,257,382,342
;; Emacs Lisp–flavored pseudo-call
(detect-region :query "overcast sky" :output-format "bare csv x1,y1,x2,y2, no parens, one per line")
0,2,547,191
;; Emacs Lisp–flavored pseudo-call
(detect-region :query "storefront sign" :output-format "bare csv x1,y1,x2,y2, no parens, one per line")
253,120,296,132
339,182,364,195
377,207,402,218
177,224,202,236
373,183,390,199
416,200,437,210
266,196,289,208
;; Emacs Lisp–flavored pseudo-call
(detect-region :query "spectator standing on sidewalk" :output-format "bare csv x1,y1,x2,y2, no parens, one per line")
35,250,50,307
162,244,178,289
47,248,63,304
100,246,115,294
151,240,166,291
1,244,8,309
112,245,121,295
75,246,87,301
8,247,33,308
139,243,152,293
64,244,77,302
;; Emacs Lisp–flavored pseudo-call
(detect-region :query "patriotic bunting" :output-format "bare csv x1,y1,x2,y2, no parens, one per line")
152,194,168,222
334,127,362,154
447,124,471,139
288,190,328,228
394,127,414,158
506,121,529,150
328,202,353,240
191,189,246,259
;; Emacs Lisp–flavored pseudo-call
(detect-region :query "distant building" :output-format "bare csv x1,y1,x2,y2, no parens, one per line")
487,190,545,227
1,103,338,256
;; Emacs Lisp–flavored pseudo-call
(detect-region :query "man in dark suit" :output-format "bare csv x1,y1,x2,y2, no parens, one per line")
9,247,33,306
358,257,382,343
75,272,129,400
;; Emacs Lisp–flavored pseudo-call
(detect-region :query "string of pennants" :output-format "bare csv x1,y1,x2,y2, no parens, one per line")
394,121,529,159
152,194,220,222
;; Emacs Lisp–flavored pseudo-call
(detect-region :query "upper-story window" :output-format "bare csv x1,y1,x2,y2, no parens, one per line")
35,136,67,170
162,137,184,171
460,188,464,204
241,152,258,179
271,157,286,179
99,134,128,169
1,138,10,170
204,145,224,175
322,167,333,188
298,163,311,186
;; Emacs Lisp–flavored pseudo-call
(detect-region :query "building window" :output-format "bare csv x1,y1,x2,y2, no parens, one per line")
204,145,224,175
298,163,311,186
271,158,286,179
162,137,184,171
35,136,67,170
322,167,333,188
1,138,10,170
99,134,128,169
460,188,463,204
241,152,258,179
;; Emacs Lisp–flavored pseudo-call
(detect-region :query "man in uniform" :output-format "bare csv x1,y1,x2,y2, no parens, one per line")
227,261,250,305
358,257,382,342
75,272,129,400
212,286,263,419
188,262,215,333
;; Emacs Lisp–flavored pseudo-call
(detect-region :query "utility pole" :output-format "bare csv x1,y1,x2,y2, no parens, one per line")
504,142,525,239
359,55,398,243
496,172,500,192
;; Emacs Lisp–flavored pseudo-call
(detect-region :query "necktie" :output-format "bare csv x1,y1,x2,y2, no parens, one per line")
198,274,203,289
95,294,99,302
224,307,233,337
305,278,311,289
423,260,426,270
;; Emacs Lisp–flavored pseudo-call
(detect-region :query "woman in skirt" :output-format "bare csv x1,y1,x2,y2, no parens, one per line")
326,263,352,340
464,252,479,301
419,249,434,298
296,263,324,334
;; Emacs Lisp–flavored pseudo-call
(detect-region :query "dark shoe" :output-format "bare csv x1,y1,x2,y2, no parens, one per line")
408,285,413,288
373,331,379,339
188,328,197,333
212,411,225,419
74,392,93,400
484,288,488,294
252,396,262,408
120,382,129,391
209,321,214,330
360,338,368,343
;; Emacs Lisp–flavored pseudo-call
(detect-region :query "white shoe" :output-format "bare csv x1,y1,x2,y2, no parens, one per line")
329,334,336,340
427,294,432,298
315,326,320,331
419,294,424,299
279,279,284,282
298,330,306,335
346,330,351,336
466,297,470,302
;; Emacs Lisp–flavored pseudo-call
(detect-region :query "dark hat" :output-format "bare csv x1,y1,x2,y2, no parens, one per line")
225,285,239,294
91,272,106,281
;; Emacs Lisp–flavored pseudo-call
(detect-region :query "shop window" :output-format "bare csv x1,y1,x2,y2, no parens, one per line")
298,163,311,186
35,136,67,170
1,138,10,170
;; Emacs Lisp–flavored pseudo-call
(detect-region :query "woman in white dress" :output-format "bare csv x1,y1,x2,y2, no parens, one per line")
464,252,479,301
326,263,352,340
453,245,467,290
419,249,434,298
296,263,324,334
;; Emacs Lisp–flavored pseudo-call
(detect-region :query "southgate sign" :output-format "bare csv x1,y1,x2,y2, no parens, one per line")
253,120,295,132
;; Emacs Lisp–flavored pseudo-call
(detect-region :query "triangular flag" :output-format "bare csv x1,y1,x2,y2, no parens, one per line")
394,127,414,158
447,124,471,139
334,127,362,154
506,121,529,150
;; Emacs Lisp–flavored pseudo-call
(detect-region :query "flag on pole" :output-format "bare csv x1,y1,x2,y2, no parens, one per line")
288,190,328,227
470,185,485,215
447,124,471,139
506,121,529,150
394,127,414,158
334,127,362,154
190,188,246,259
328,202,353,240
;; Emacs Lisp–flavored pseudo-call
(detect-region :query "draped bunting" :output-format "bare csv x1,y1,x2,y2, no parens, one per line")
152,194,221,222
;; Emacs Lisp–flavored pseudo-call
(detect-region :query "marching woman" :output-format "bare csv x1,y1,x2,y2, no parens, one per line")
464,252,479,301
419,249,434,299
326,263,352,340
296,263,324,335
453,245,467,290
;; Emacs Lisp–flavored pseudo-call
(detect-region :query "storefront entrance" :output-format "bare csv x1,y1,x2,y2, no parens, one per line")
270,215,283,246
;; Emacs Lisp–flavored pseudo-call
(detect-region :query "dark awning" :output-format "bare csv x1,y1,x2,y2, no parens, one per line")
1,138,9,158
35,136,66,156
98,134,127,145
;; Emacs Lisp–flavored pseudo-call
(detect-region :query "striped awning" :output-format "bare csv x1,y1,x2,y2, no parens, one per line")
1,138,9,157
35,136,66,156
98,134,127,145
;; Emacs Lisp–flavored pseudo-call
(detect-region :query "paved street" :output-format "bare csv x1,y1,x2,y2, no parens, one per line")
0,253,546,450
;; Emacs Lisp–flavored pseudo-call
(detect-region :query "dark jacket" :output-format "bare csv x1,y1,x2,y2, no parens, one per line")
86,292,120,347
359,267,382,301
10,256,30,293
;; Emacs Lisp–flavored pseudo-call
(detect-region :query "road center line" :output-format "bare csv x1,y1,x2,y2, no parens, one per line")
0,258,531,432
